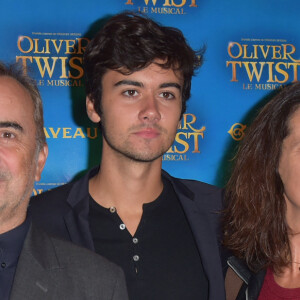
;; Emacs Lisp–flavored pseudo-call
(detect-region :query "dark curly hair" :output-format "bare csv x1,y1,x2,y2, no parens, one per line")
84,11,204,119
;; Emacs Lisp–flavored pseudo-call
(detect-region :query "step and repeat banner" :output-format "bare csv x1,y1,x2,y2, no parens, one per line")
0,0,299,194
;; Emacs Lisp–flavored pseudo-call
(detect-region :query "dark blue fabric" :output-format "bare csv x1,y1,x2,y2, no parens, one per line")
0,216,30,300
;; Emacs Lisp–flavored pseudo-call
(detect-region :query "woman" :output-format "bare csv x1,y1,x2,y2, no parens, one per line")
223,82,300,299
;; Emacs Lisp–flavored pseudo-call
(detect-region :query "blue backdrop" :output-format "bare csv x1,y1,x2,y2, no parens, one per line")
1,0,299,194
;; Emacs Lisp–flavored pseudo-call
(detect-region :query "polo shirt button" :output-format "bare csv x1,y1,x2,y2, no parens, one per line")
133,238,138,244
1,262,6,268
119,224,126,230
109,207,116,213
133,255,139,262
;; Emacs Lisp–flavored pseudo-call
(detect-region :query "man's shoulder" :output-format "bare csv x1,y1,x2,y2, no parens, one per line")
162,170,222,195
29,182,73,216
162,170,224,211
31,168,98,206
32,180,76,201
177,177,222,193
30,172,87,209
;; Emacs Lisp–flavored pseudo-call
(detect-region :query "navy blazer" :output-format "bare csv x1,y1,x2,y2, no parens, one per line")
29,168,226,300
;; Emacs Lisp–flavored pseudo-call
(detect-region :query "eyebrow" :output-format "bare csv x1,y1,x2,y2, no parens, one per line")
0,122,23,132
114,80,143,87
114,80,182,91
159,82,182,91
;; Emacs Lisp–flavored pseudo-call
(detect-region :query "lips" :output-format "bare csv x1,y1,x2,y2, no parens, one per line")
134,128,160,138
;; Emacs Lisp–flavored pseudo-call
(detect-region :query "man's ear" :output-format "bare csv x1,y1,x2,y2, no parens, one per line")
34,144,48,181
86,96,101,123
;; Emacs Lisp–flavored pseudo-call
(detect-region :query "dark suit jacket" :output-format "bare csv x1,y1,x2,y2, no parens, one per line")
29,168,226,300
11,224,128,300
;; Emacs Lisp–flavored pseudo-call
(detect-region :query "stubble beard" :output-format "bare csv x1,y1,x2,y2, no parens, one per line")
100,122,175,163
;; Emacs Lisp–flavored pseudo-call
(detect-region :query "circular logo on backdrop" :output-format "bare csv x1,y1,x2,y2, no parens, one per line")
228,123,246,141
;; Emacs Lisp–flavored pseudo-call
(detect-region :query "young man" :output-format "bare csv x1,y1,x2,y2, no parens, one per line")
30,12,225,300
0,62,128,300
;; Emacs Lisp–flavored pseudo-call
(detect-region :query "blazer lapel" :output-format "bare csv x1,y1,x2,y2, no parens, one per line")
179,194,225,300
64,170,95,250
163,171,226,300
10,225,59,300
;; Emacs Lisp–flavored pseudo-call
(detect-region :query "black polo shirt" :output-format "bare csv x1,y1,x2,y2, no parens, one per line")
89,178,208,300
0,216,30,300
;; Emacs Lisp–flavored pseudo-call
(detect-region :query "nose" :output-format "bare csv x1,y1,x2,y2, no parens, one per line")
138,96,161,123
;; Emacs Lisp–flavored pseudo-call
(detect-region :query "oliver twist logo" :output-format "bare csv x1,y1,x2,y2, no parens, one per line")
226,39,300,90
16,33,89,87
125,0,198,15
163,113,205,161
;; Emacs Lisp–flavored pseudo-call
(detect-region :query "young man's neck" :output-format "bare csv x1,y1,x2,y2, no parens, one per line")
89,154,163,236
90,156,163,206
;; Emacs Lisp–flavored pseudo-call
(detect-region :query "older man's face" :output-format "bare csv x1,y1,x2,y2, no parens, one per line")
0,76,47,229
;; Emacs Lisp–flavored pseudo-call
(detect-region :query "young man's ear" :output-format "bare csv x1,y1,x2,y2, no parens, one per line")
177,120,181,129
86,96,101,123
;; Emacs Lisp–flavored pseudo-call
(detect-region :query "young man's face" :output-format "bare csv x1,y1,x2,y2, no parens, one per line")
87,62,183,162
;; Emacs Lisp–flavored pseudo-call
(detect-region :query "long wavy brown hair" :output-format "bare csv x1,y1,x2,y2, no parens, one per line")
223,82,300,273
